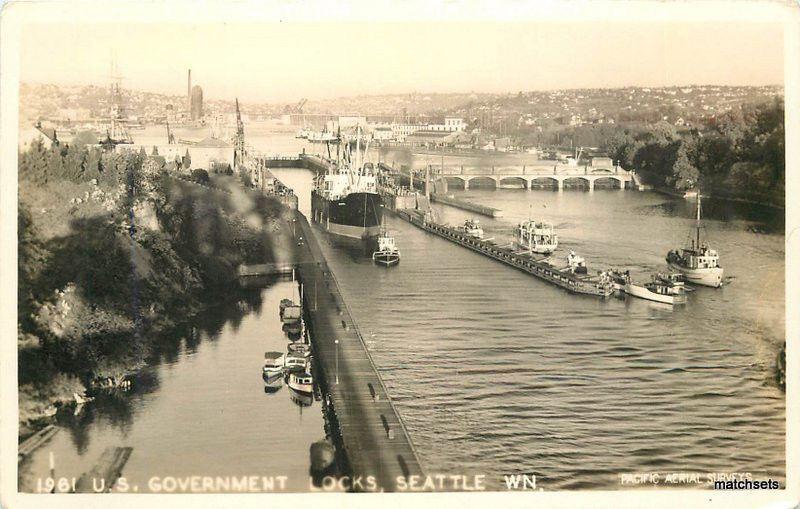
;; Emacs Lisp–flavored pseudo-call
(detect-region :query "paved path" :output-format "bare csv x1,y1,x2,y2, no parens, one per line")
293,211,425,492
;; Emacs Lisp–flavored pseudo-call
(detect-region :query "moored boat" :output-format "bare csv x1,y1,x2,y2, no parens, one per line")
288,372,314,394
514,220,558,254
372,231,400,266
459,219,484,239
311,127,383,240
666,194,724,287
287,342,312,358
283,354,309,373
263,351,285,377
566,250,588,274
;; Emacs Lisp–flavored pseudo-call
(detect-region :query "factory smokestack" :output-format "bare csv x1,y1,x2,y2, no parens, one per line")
187,69,192,112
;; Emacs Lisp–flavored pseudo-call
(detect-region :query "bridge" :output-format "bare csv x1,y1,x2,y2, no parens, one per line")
432,163,636,191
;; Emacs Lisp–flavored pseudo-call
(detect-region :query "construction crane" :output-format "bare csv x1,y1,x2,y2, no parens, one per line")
282,98,307,114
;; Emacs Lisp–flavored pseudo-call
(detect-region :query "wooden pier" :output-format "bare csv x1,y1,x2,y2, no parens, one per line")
397,209,615,298
293,211,425,491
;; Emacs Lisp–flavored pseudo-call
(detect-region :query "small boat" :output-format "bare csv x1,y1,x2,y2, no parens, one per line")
263,351,285,377
283,354,309,373
296,126,311,139
666,194,723,287
279,298,294,314
288,372,314,394
459,219,484,239
372,231,400,267
624,273,688,305
281,303,302,324
514,220,558,254
263,371,283,393
287,342,312,358
566,250,588,275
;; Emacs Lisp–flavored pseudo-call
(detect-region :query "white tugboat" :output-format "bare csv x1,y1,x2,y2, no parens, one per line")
666,194,724,287
514,220,558,254
615,271,688,305
372,231,400,267
460,219,484,239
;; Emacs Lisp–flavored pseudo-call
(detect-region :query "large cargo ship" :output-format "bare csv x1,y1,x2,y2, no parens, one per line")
311,131,383,239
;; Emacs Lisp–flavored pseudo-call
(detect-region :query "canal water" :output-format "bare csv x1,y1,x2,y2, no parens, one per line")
18,122,785,492
19,280,326,493
270,160,785,490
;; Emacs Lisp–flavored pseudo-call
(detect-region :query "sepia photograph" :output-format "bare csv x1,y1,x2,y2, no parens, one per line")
0,1,797,507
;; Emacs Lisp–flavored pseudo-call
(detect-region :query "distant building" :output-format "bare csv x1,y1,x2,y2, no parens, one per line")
190,85,204,121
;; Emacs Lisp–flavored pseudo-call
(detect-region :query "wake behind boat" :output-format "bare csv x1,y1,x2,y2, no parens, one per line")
666,194,723,287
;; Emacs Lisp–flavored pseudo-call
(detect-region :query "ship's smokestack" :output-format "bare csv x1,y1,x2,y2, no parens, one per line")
187,69,192,112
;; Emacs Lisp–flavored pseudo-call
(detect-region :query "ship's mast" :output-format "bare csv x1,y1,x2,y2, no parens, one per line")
696,194,702,249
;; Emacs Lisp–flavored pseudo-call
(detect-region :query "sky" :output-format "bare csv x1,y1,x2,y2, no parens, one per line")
19,19,785,104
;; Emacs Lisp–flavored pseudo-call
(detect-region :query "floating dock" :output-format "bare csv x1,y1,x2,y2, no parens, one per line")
293,211,425,491
430,193,503,218
396,209,614,298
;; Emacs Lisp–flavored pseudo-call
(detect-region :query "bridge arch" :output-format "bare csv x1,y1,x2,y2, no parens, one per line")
562,176,591,190
498,176,527,189
592,176,624,190
528,177,560,190
467,176,498,190
444,176,467,190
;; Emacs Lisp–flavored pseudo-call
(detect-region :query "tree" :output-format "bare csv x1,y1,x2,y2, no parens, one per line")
669,144,699,191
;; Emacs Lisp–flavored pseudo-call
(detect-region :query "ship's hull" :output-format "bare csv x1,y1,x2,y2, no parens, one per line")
624,283,686,305
514,240,557,254
667,263,723,288
373,251,400,267
312,191,383,239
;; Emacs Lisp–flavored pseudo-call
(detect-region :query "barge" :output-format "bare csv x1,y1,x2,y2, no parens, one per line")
397,209,614,297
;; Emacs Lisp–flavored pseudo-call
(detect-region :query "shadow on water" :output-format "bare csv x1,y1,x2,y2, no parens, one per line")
57,278,281,453
646,196,784,234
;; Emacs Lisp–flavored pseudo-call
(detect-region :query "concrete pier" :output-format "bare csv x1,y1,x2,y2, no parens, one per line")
293,211,425,491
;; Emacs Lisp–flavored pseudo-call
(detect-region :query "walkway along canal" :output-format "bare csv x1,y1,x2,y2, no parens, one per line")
293,210,425,491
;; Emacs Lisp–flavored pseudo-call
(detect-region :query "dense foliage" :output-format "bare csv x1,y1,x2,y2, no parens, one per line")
604,98,784,203
17,139,272,429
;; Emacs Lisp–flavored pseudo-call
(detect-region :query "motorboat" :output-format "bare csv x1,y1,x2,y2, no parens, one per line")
263,371,283,393
459,219,484,239
284,354,309,373
514,220,558,254
287,342,312,358
281,303,302,324
372,231,400,267
288,372,314,394
622,273,688,305
666,194,724,287
263,351,285,377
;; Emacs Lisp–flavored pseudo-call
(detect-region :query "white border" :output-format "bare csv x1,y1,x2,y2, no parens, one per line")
1,1,798,508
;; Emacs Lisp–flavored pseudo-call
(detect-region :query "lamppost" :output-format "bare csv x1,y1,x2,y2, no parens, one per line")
335,339,339,385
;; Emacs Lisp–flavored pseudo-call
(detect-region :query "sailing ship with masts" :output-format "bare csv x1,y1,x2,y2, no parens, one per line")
311,126,383,239
666,194,724,287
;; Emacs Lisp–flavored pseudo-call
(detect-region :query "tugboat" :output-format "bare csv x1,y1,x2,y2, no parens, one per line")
372,231,400,267
514,220,558,254
311,127,383,239
666,194,723,287
460,219,484,239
